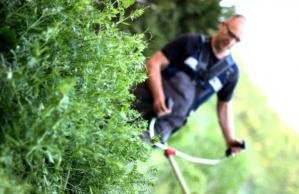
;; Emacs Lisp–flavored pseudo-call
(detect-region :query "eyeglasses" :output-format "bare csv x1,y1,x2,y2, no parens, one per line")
225,23,240,42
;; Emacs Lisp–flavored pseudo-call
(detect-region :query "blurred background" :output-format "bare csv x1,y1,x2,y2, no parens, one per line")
129,0,299,193
223,0,299,133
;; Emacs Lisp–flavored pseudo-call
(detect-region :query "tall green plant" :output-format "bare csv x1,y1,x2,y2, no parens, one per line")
0,0,152,193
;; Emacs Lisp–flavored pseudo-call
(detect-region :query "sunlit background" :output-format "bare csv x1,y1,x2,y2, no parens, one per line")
222,0,299,132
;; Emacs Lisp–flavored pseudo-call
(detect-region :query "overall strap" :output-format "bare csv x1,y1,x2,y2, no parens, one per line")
162,35,235,83
204,55,234,81
197,35,210,71
197,35,234,83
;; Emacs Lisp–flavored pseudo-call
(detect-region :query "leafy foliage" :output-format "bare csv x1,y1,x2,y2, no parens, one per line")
0,0,153,193
2,0,298,193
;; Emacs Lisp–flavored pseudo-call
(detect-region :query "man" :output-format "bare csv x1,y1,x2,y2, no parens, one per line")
132,15,246,155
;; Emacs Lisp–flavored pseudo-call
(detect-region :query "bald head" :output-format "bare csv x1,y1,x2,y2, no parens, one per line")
212,14,247,57
225,14,247,38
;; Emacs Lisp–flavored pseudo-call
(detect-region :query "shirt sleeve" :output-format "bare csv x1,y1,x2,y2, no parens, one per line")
217,66,239,101
161,33,199,63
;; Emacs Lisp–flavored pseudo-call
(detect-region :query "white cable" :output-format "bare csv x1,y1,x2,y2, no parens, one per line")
154,142,223,165
149,118,156,139
150,118,225,165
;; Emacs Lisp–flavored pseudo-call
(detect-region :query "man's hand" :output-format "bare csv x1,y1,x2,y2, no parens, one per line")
153,97,171,116
145,51,170,117
226,139,246,157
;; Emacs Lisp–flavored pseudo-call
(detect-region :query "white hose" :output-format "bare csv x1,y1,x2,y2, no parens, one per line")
154,142,224,165
149,118,225,165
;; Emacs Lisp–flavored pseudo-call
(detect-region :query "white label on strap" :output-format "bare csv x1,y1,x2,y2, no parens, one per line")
184,57,198,70
209,77,222,92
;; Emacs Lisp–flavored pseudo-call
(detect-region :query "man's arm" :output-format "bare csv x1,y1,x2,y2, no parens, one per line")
146,51,170,116
216,99,242,154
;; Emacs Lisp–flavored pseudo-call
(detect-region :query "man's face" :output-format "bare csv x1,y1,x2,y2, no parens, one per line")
214,17,246,52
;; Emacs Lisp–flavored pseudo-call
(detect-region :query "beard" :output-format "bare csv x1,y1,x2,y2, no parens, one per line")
215,38,231,53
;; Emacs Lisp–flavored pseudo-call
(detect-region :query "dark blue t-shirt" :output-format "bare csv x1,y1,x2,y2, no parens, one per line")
161,33,239,107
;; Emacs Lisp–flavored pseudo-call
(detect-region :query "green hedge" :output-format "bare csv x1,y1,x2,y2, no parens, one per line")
0,0,152,193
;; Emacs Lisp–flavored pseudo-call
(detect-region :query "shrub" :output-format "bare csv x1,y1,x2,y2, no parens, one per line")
0,0,151,193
